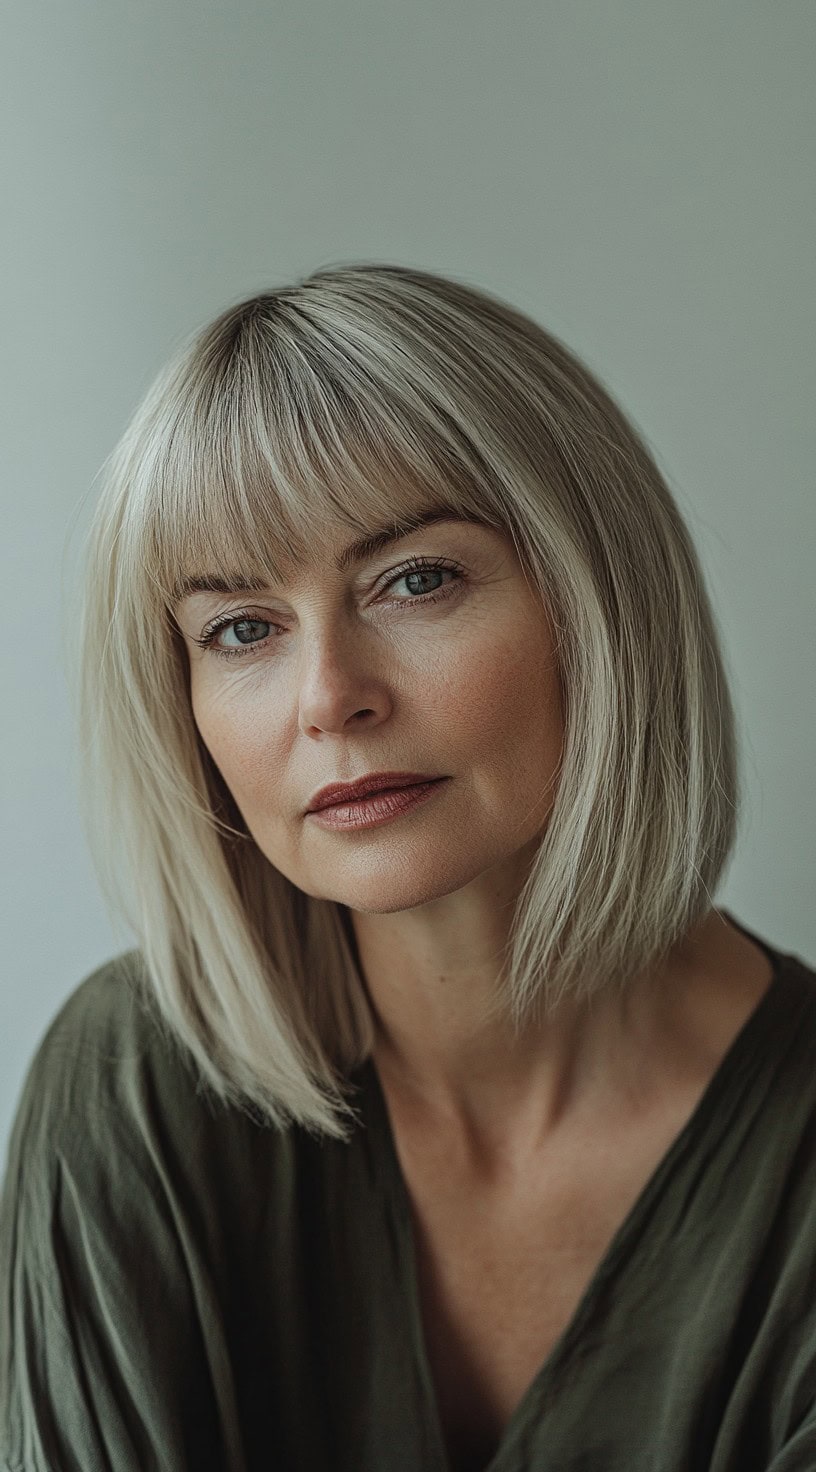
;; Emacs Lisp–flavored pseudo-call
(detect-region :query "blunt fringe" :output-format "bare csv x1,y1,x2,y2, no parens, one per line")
71,261,740,1142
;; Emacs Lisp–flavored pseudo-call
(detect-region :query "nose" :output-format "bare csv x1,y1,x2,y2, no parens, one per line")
296,625,391,737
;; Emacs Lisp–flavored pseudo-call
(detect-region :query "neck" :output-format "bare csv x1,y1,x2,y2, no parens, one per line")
361,909,772,1174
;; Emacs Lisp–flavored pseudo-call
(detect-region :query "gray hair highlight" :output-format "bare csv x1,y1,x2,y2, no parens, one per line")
72,262,739,1141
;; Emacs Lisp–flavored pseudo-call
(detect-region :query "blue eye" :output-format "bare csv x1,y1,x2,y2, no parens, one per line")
193,555,465,660
382,559,456,602
216,618,273,651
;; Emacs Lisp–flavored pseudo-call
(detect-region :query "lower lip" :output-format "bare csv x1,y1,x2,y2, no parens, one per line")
307,778,448,831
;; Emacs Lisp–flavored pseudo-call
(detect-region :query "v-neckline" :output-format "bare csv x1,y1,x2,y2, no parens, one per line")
358,920,793,1472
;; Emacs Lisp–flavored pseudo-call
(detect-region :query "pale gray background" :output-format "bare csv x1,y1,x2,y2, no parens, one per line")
2,1,814,1169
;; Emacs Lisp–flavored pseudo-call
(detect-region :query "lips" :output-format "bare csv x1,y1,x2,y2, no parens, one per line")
307,771,444,812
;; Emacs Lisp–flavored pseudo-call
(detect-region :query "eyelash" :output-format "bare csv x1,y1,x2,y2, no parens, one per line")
191,556,466,660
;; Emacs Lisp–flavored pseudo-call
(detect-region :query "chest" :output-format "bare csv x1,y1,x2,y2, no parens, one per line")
409,1193,622,1470
395,1121,693,1472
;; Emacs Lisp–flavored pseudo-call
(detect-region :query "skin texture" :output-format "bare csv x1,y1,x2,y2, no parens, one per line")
175,513,772,1175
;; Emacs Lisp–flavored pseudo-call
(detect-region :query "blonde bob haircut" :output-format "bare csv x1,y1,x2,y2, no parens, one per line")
74,261,740,1142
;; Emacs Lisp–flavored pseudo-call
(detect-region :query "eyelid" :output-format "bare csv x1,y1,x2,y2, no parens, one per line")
192,555,465,656
200,555,460,627
189,539,467,610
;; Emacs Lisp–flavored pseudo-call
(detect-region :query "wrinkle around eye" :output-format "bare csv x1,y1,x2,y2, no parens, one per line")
191,571,468,661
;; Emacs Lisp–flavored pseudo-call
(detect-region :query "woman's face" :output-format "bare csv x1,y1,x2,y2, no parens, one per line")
175,514,565,914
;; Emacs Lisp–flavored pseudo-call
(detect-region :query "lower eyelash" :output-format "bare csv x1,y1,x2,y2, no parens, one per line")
194,559,464,660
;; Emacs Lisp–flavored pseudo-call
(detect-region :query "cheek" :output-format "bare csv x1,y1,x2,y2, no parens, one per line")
190,679,283,803
443,623,563,758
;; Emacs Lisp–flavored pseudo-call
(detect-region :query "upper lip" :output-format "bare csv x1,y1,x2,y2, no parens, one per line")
306,771,445,812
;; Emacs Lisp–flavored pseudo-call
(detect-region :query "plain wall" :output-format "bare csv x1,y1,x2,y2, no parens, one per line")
2,0,814,1168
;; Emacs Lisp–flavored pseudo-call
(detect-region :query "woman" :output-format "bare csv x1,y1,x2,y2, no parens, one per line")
1,263,814,1472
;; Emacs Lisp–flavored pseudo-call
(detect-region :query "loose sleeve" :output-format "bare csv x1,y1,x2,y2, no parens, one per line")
0,969,247,1472
765,1417,816,1472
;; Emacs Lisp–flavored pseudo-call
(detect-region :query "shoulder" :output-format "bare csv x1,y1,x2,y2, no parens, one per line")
31,946,169,1056
3,950,243,1216
3,949,307,1222
24,947,164,1073
9,951,190,1149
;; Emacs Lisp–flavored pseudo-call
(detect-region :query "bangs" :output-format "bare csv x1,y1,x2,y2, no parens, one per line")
130,312,496,610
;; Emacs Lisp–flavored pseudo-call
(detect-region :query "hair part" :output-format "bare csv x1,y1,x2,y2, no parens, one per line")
72,261,740,1141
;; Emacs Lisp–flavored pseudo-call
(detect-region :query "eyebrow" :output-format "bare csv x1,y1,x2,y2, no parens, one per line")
172,506,477,604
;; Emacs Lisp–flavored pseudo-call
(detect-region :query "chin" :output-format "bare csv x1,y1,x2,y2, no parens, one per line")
318,859,486,916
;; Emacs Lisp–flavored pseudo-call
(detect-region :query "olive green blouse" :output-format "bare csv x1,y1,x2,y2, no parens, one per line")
3,917,816,1471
